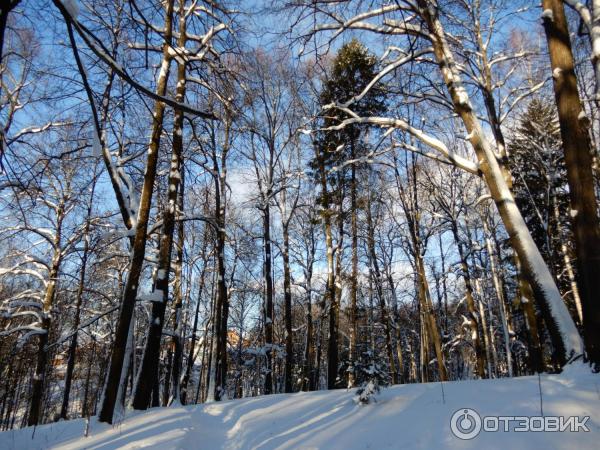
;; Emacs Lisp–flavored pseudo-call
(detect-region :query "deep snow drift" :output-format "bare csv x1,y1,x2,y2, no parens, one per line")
1,364,598,449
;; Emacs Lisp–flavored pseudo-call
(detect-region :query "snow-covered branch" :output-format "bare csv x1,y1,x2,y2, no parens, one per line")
320,107,480,175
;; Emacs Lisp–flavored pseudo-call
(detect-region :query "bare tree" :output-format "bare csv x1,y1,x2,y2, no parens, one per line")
291,0,582,364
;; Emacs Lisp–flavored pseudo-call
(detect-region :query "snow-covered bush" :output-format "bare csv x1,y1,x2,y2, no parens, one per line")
356,379,380,404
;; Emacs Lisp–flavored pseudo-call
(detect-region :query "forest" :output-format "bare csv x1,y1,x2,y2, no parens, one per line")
0,0,599,434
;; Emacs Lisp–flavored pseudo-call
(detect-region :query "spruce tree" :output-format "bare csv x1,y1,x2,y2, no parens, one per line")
508,99,579,323
311,39,387,389
312,38,386,192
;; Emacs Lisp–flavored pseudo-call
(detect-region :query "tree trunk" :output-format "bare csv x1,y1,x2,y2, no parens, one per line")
98,0,175,423
514,254,544,373
473,277,494,377
315,316,323,390
170,168,185,404
162,345,173,406
418,289,429,383
282,222,293,393
416,250,447,381
131,118,185,409
482,218,514,377
302,228,316,391
205,265,218,402
213,122,230,401
450,222,486,378
303,281,315,391
194,315,211,404
542,0,600,366
324,209,338,389
387,272,405,383
552,197,582,324
28,205,64,426
167,18,188,400
81,339,95,418
0,0,20,169
330,195,345,389
263,201,274,395
312,140,337,390
0,1,20,98
348,159,359,388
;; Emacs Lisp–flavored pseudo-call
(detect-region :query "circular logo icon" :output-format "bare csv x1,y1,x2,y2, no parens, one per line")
450,408,482,440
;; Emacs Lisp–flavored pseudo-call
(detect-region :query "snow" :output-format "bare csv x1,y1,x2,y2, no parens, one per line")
542,9,554,21
553,68,562,79
2,364,598,449
60,0,79,18
454,85,470,107
92,130,102,157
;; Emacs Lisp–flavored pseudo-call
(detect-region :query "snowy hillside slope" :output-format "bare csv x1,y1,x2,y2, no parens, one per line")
1,364,598,449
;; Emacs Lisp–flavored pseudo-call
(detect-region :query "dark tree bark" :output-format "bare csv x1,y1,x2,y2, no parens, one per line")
302,220,316,392
98,0,175,423
262,201,274,395
348,149,359,388
330,196,344,389
131,102,185,410
542,0,600,367
282,221,293,393
211,118,231,401
28,203,65,426
131,0,189,409
0,1,21,108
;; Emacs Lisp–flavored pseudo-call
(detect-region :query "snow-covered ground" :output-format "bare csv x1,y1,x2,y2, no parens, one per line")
1,364,599,449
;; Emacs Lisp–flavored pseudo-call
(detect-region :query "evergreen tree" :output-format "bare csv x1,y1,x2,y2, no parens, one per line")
312,38,386,194
311,39,387,389
508,99,580,324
